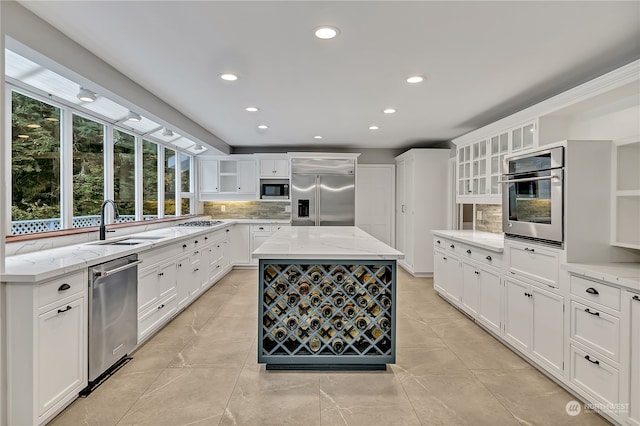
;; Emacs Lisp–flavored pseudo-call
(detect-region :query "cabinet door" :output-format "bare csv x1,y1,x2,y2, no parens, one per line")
176,257,190,308
237,160,257,193
395,160,406,254
477,267,502,335
433,250,448,294
630,292,640,426
260,159,275,177
38,297,85,416
273,159,290,177
462,262,480,316
443,255,463,304
138,268,159,312
231,224,251,265
251,232,272,265
531,286,564,374
404,158,415,268
504,278,531,352
199,159,219,193
157,261,177,299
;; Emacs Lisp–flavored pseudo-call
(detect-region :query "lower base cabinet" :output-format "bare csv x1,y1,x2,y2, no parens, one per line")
433,250,462,303
475,266,502,335
629,291,640,426
504,277,564,375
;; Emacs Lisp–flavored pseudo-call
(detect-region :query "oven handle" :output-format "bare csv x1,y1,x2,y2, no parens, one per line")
94,260,143,277
498,175,559,184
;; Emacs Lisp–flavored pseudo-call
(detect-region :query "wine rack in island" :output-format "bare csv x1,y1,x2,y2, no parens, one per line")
258,260,396,369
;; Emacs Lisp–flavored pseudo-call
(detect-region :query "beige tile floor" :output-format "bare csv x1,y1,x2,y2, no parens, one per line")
50,268,611,426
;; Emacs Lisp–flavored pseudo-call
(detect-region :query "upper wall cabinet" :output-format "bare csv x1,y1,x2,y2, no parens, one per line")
199,159,219,194
260,158,289,178
219,160,257,194
611,136,640,249
198,157,257,200
456,121,537,204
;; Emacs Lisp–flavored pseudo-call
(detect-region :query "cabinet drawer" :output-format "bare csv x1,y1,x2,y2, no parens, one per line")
507,242,559,288
433,237,447,250
461,246,503,269
37,271,85,309
139,243,179,267
138,293,177,343
570,301,620,362
251,224,271,232
177,236,206,254
270,224,289,232
570,275,620,311
570,344,619,407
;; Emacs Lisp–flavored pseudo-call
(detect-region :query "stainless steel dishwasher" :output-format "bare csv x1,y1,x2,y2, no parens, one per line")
86,254,140,392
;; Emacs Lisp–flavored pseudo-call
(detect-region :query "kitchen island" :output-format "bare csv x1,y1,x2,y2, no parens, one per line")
252,226,403,370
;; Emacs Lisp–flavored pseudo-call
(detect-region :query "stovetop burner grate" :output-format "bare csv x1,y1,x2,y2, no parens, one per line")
177,220,225,227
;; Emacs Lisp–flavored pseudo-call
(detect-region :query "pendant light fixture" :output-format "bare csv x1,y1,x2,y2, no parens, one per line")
77,87,96,103
126,111,142,122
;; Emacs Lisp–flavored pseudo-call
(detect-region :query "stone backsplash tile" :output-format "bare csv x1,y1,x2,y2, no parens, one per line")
475,204,503,234
201,201,291,220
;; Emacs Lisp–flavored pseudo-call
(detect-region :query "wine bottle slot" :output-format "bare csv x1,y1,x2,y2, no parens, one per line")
322,282,334,296
343,303,356,318
378,317,391,330
333,317,345,331
355,294,369,308
285,316,299,330
274,327,287,341
310,293,322,307
332,338,345,353
356,317,368,330
321,304,333,318
310,272,322,283
298,280,310,296
367,283,380,296
309,316,321,330
344,282,357,296
333,272,345,283
333,294,345,308
309,336,321,353
380,296,392,310
287,291,300,306
274,280,287,294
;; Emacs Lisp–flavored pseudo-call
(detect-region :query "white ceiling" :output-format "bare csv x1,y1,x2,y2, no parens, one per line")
17,1,640,150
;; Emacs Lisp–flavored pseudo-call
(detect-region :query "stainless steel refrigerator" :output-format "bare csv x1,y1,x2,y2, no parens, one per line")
291,158,355,226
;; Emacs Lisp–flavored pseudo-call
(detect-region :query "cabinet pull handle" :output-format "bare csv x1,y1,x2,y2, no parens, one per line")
58,283,71,291
474,271,479,275
226,229,230,232
524,248,535,252
194,250,199,254
585,287,599,295
205,237,208,240
158,272,164,277
584,355,600,365
195,240,199,244
486,255,492,261
442,257,447,260
450,244,455,249
178,263,182,267
584,308,600,316
183,244,187,248
259,227,264,230
466,249,472,254
633,295,640,302
436,240,441,244
158,304,165,310
194,268,199,272
57,305,72,314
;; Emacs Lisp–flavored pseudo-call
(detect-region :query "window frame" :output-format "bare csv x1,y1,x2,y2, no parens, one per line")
6,82,197,238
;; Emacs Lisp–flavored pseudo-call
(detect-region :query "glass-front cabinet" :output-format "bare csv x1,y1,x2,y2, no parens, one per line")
456,120,537,203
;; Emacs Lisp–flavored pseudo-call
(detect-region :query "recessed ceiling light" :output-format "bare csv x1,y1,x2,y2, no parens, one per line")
245,107,259,112
77,87,96,103
258,124,269,130
314,26,340,40
26,123,41,129
383,108,397,114
406,75,425,84
369,125,380,130
314,135,323,139
126,111,142,122
17,134,29,139
220,73,238,81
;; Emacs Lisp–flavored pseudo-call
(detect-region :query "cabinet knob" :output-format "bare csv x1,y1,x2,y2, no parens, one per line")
183,244,187,248
195,240,199,244
486,255,492,261
194,250,199,254
450,244,455,249
466,249,471,254
57,305,72,314
226,229,230,232
158,304,165,310
474,271,479,275
205,237,208,240
194,268,199,272
524,247,535,252
158,272,164,277
633,295,640,302
58,283,71,291
584,308,600,317
436,240,440,244
585,287,599,295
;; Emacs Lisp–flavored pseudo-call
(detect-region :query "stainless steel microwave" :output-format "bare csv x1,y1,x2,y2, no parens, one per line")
261,181,289,199
501,146,564,246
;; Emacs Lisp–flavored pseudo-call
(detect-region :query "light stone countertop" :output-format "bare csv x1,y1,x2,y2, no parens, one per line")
432,230,504,252
565,262,640,292
2,222,234,283
252,226,404,260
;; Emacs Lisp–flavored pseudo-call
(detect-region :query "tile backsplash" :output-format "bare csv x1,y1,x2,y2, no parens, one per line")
475,204,502,234
202,201,291,220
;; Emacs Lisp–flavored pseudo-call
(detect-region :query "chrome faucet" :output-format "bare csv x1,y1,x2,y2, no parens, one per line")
99,200,120,240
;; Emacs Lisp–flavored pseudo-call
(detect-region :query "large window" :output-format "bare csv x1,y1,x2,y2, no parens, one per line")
11,91,61,234
142,140,158,218
9,89,197,236
113,129,136,221
164,147,176,216
72,114,104,228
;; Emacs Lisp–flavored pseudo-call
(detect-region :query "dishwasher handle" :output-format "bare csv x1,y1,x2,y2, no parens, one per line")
94,260,142,277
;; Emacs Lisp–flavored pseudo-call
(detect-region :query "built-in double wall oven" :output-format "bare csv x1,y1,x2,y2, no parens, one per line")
501,146,564,247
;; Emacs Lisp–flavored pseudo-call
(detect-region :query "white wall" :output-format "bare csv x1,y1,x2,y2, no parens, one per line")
356,164,395,246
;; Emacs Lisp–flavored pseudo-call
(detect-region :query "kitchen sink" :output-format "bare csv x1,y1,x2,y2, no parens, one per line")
89,236,165,246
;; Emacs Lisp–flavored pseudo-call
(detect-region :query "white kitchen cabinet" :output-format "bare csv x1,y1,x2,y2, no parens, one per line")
506,239,560,288
611,137,640,250
251,224,274,266
219,159,257,194
455,120,537,203
176,255,190,309
5,270,88,426
199,158,219,193
462,262,481,316
260,158,289,178
395,149,450,276
476,266,502,335
231,224,251,266
629,291,640,426
433,250,463,304
504,276,564,375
